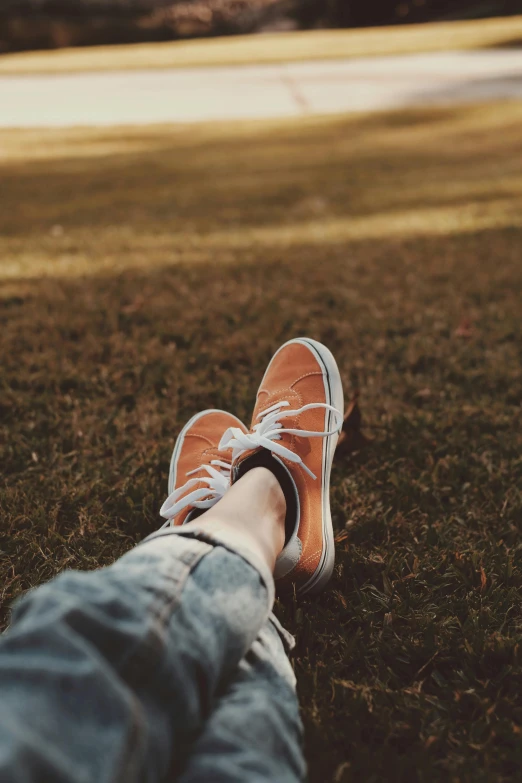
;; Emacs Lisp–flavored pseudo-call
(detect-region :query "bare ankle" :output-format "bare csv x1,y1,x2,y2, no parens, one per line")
186,464,286,572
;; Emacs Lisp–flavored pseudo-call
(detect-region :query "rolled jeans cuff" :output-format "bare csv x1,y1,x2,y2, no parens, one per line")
140,526,276,611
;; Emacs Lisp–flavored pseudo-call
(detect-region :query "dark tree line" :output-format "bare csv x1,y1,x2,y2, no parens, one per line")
296,0,521,28
1,0,521,52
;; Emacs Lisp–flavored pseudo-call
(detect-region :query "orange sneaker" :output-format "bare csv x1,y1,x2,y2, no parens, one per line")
160,410,248,528
220,338,344,595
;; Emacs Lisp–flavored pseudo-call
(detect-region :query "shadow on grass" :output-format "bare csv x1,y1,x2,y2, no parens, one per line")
488,37,522,49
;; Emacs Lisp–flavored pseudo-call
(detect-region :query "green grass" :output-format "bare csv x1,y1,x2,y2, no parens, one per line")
1,15,522,74
1,102,522,781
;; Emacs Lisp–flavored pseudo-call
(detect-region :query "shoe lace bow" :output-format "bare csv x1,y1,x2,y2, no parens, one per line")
219,401,343,480
159,459,231,526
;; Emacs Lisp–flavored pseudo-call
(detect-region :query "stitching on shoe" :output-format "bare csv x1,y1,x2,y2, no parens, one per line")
185,433,215,448
257,388,303,417
290,370,324,388
298,548,324,567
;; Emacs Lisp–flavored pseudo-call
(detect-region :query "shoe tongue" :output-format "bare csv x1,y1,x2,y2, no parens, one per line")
233,449,298,545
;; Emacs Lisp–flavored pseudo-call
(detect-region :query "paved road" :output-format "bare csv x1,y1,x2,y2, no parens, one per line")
1,49,522,127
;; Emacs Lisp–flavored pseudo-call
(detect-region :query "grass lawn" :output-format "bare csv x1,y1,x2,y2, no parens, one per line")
1,15,522,75
1,101,522,780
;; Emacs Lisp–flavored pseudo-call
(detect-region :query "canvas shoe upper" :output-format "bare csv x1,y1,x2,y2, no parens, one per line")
219,338,344,595
160,409,248,528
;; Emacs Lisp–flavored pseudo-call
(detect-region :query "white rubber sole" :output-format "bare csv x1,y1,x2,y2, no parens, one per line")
297,338,344,595
167,409,246,495
260,337,344,596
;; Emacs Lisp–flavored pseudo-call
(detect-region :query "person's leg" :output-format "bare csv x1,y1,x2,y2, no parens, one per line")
0,467,285,783
0,335,343,783
178,615,306,783
174,335,346,783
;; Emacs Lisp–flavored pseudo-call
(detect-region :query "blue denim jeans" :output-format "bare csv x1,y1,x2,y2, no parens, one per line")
0,530,306,782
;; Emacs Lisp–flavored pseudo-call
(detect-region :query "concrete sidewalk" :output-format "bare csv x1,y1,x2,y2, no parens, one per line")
1,48,522,127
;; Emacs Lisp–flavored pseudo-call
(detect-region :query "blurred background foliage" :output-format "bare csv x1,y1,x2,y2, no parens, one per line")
1,0,521,52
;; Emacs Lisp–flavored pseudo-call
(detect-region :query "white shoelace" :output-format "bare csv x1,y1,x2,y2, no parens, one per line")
219,401,343,480
159,459,231,526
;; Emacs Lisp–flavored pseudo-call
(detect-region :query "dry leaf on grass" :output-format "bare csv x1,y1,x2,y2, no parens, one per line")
335,392,371,457
454,317,474,338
